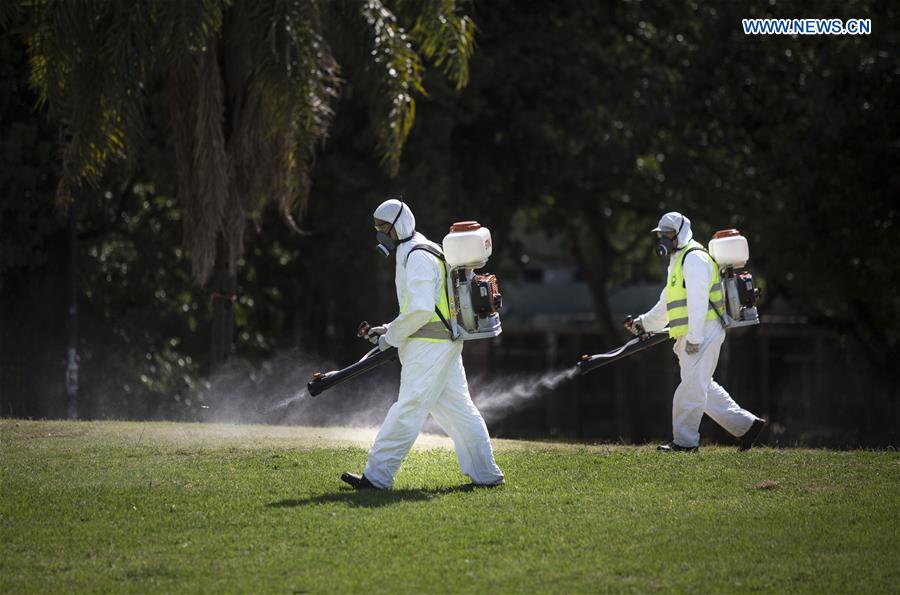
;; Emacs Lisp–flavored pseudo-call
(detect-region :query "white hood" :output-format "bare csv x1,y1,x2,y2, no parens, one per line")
653,211,693,247
374,199,416,242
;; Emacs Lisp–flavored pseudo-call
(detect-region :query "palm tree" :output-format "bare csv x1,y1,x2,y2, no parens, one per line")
18,0,475,369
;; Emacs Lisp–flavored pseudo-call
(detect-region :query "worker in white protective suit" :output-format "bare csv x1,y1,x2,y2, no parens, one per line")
625,212,766,451
340,199,505,489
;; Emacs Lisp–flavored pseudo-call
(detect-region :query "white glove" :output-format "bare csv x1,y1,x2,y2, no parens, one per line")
377,335,391,351
366,325,388,345
685,342,700,355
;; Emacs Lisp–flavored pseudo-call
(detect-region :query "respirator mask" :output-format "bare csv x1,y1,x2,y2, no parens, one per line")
656,236,676,258
655,215,685,258
375,201,408,257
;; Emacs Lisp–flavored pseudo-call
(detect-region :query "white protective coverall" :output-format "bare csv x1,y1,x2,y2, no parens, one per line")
636,213,759,448
363,200,504,488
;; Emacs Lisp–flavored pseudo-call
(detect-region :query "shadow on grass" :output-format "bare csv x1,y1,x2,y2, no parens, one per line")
267,484,493,509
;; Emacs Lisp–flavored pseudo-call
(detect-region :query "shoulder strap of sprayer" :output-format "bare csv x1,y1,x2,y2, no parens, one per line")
405,244,455,336
681,246,728,329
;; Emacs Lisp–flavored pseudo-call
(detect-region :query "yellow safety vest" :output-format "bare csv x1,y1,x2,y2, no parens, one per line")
403,248,453,342
666,240,725,339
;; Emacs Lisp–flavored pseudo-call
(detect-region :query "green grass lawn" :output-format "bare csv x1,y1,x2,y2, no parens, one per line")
2,420,898,593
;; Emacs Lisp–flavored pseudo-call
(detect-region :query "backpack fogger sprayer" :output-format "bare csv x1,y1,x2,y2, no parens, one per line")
576,229,761,376
707,229,761,329
438,221,503,341
307,222,503,397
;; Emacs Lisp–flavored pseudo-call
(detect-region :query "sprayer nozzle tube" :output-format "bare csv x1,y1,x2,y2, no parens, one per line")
576,331,670,375
307,347,399,397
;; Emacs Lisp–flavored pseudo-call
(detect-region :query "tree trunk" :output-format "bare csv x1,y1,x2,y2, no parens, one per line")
569,220,620,350
570,214,647,443
210,233,237,371
66,195,79,419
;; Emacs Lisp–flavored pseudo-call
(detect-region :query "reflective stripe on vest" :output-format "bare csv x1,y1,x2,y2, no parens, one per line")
666,240,725,339
405,255,452,342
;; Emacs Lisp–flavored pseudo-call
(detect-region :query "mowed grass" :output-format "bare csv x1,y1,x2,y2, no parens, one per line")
1,420,898,593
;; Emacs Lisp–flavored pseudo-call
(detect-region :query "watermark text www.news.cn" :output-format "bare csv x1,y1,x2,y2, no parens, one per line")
742,18,871,35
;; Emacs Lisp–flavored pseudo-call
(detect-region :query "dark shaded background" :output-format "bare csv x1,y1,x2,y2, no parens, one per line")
2,0,898,446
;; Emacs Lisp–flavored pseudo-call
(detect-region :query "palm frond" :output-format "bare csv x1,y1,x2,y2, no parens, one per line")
352,0,425,176
168,41,229,284
25,0,153,203
150,0,232,283
397,0,476,90
268,0,340,225
227,0,340,231
335,0,474,175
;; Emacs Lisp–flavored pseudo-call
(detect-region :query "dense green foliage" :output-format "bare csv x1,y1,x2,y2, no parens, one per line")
2,420,898,592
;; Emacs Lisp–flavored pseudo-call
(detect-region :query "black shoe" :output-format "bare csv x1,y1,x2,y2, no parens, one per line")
464,479,505,489
657,442,699,452
738,419,767,451
340,472,379,490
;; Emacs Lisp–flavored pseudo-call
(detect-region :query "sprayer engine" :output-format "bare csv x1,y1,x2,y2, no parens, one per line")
721,266,760,327
443,222,503,341
471,273,502,317
450,269,503,339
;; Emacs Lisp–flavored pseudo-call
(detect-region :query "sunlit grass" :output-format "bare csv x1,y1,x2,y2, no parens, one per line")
2,420,897,593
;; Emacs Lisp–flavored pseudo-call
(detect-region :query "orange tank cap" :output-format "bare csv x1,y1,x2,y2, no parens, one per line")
449,221,481,233
712,229,741,239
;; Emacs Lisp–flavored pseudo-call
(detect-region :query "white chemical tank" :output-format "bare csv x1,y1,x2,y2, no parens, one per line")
709,229,749,267
443,221,493,267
